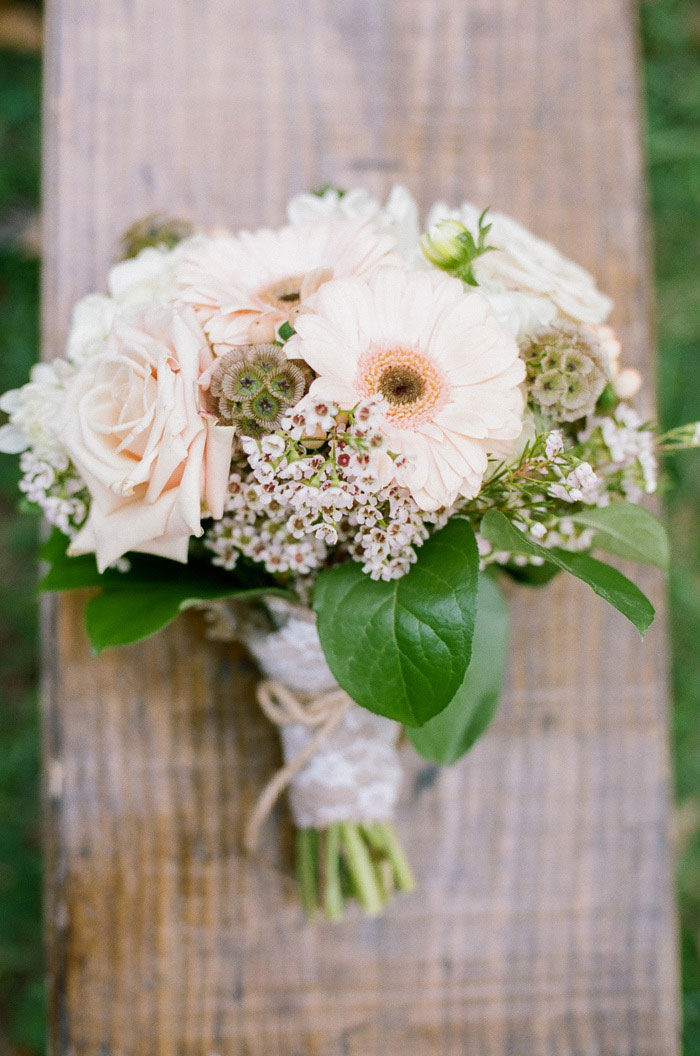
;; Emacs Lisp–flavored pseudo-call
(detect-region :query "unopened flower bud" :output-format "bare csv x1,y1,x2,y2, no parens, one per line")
420,220,469,270
612,367,642,400
247,315,278,344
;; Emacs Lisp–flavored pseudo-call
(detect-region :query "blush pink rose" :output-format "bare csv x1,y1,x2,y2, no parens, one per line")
61,305,233,571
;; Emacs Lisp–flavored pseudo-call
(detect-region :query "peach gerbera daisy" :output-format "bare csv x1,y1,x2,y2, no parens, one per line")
176,218,399,352
287,268,526,511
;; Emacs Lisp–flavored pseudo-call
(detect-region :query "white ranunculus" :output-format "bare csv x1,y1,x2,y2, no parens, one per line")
0,360,73,463
66,294,117,365
287,185,421,259
425,201,613,326
66,236,204,367
107,237,203,304
62,305,234,571
479,290,557,341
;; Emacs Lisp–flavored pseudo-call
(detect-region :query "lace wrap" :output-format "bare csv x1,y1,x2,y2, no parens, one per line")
240,599,403,829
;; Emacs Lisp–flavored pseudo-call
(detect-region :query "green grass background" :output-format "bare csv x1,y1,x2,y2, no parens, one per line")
0,0,697,1050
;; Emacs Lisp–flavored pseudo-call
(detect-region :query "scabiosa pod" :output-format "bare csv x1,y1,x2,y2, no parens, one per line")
521,323,612,422
206,343,309,436
119,213,195,260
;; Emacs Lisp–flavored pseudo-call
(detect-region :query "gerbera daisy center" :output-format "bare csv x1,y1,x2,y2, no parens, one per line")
356,344,449,428
378,366,426,406
258,274,305,312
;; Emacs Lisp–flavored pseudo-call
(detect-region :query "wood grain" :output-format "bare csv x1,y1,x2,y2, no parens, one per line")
42,0,679,1052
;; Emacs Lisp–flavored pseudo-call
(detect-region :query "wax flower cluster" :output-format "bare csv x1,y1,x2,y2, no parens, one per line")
205,394,448,584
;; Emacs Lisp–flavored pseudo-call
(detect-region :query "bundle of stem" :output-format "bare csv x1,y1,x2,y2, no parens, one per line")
295,821,415,920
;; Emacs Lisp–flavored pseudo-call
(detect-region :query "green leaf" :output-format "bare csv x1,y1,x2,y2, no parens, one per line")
570,502,670,569
480,510,655,636
277,320,295,341
503,560,561,587
39,529,292,652
407,572,509,763
39,530,105,591
313,519,480,726
454,208,495,286
84,578,279,652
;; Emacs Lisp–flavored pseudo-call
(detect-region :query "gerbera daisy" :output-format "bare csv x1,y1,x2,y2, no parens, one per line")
287,268,525,511
176,218,399,352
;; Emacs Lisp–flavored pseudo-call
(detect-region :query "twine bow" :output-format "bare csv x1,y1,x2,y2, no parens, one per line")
244,679,352,853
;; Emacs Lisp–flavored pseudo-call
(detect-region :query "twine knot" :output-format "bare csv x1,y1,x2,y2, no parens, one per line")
244,679,351,853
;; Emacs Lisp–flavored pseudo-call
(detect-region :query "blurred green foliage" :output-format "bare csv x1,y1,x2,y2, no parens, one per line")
0,46,43,1055
0,1,697,1052
641,1,700,1052
0,58,40,214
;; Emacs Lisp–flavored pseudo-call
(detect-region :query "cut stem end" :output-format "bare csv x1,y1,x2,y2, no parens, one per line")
295,821,415,921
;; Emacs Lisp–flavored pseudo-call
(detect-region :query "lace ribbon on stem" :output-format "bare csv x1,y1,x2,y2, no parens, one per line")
244,680,352,853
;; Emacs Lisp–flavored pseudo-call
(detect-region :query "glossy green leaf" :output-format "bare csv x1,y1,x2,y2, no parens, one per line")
503,560,560,587
83,579,282,653
570,502,670,569
480,510,655,635
407,572,509,763
39,530,104,591
40,530,292,652
313,519,480,726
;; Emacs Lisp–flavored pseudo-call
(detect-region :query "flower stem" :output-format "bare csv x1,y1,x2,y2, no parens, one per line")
339,822,384,915
295,828,319,918
362,822,416,892
294,822,415,920
322,823,345,920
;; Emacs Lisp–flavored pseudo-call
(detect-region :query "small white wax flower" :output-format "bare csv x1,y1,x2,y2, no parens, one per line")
308,400,339,432
545,430,564,459
260,435,287,458
562,462,600,504
568,462,598,489
550,483,574,503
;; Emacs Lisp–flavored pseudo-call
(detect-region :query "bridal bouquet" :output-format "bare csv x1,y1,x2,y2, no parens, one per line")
2,186,698,919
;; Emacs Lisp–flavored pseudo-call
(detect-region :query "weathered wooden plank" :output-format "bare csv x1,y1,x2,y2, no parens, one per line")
41,1,679,1053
